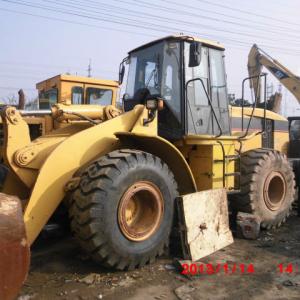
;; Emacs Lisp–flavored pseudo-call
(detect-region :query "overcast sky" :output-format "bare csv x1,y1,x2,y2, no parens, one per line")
0,0,300,116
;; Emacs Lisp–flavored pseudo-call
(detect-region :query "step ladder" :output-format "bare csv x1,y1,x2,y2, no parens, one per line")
215,143,241,193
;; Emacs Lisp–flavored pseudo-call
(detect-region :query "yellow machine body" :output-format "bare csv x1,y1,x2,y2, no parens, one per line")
0,35,294,299
1,74,119,133
0,74,120,161
1,105,196,244
36,74,119,108
176,105,289,192
1,103,290,244
0,36,291,246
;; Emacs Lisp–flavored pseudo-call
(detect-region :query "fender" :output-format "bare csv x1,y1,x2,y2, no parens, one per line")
24,105,146,245
115,132,197,195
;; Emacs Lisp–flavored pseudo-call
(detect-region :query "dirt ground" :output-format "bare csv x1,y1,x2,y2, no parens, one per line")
19,213,300,300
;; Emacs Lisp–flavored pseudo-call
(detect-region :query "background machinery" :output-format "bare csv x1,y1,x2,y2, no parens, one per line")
247,44,300,147
0,74,120,185
4,74,120,137
247,44,300,208
248,44,300,109
0,35,297,299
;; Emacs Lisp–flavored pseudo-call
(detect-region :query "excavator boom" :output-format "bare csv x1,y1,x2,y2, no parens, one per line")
248,44,300,104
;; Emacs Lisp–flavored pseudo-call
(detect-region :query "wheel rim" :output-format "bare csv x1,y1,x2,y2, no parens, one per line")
118,181,164,241
263,171,286,211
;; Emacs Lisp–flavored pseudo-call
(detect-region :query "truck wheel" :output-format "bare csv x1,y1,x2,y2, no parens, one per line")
69,149,178,270
232,149,295,229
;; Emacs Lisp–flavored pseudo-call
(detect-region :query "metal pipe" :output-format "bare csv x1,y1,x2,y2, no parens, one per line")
18,89,25,110
19,110,52,116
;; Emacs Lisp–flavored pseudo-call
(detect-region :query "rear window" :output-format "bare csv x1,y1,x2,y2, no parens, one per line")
86,88,112,106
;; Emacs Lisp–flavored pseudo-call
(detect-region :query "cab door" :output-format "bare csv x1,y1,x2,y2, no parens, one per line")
185,44,213,135
209,48,230,136
185,42,230,136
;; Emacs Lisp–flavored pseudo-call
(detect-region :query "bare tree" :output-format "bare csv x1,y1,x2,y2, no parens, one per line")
25,97,39,110
5,94,17,105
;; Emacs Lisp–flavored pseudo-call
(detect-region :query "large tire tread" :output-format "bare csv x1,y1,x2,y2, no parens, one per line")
232,149,295,229
69,149,177,270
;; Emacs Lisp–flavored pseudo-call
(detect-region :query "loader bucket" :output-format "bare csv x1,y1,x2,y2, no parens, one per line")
0,193,30,300
177,189,233,261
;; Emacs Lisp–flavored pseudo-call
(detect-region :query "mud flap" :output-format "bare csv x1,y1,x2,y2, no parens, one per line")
177,189,233,261
0,193,30,300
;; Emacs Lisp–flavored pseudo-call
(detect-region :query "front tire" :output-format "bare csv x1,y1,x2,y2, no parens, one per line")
69,149,178,270
232,149,295,229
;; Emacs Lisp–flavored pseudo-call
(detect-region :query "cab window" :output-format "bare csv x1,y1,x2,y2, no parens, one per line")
209,49,227,108
185,45,209,106
39,88,58,109
72,86,83,104
161,42,181,121
290,120,300,140
86,88,112,105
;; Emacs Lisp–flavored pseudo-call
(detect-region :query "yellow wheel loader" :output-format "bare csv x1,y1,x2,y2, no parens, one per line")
1,73,120,139
0,74,120,184
0,35,296,299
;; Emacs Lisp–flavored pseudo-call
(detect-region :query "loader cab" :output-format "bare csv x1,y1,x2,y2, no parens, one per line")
37,74,118,109
123,36,231,140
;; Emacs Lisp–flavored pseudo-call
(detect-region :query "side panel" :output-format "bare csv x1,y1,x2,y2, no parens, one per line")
188,143,235,191
230,106,289,154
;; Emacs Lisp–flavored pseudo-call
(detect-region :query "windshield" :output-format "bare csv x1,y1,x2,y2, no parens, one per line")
125,40,181,121
126,42,163,97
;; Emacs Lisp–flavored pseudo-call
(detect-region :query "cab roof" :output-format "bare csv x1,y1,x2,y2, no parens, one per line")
128,35,225,54
36,74,119,90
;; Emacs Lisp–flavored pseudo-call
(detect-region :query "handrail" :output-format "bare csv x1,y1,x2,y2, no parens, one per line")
185,77,223,138
239,73,267,139
216,140,226,188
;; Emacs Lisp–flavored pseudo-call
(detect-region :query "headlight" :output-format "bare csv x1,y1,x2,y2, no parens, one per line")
146,98,164,111
146,99,158,110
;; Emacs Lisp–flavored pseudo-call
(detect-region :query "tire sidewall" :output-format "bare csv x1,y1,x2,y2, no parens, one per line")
249,152,294,223
100,161,176,259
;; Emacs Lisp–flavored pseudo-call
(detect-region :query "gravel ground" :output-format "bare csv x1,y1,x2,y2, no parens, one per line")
19,213,300,300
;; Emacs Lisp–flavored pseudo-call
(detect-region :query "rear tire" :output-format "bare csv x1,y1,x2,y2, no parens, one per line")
69,149,178,270
232,149,295,229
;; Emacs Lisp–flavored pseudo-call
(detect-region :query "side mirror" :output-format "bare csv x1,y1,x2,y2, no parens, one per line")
119,64,125,84
189,42,202,67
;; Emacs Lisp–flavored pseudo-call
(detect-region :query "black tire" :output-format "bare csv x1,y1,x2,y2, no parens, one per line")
0,163,8,186
69,149,178,270
232,149,295,229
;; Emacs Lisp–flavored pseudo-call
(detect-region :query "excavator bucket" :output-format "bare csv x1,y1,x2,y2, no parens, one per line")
0,193,30,300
